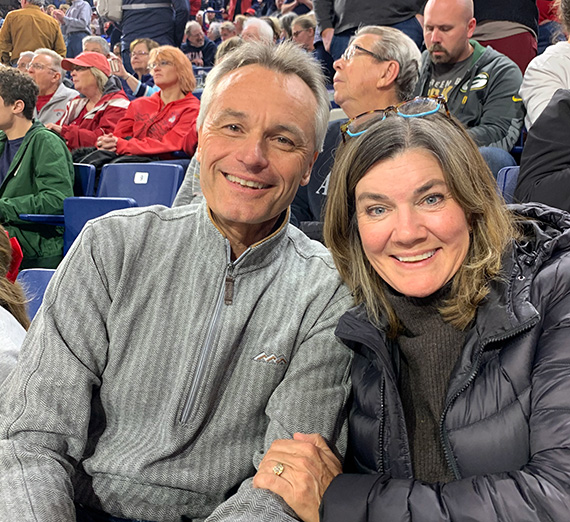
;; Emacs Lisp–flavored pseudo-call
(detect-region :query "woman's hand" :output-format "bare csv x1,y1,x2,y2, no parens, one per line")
253,433,342,522
97,134,118,152
45,123,62,134
109,55,129,80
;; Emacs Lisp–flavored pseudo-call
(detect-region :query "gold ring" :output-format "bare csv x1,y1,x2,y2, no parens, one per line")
273,462,285,476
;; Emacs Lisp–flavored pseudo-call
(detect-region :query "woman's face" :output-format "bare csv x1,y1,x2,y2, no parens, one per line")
355,148,471,298
130,43,151,72
150,55,179,89
71,66,98,95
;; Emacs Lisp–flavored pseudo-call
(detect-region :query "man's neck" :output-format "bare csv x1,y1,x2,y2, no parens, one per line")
40,85,58,97
4,118,33,141
344,92,402,120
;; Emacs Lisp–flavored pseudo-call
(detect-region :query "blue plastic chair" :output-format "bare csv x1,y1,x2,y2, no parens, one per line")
63,197,138,254
496,166,520,204
74,163,96,197
97,163,184,207
16,268,56,320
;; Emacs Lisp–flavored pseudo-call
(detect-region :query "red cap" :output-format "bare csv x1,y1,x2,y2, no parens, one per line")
62,51,111,77
245,7,256,15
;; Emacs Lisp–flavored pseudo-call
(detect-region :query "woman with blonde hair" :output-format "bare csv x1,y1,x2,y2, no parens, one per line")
254,100,570,521
96,46,200,160
0,227,29,384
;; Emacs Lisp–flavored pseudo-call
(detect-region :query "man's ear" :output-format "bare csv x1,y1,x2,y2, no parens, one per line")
196,127,203,163
11,99,25,116
376,60,400,89
467,17,476,39
300,150,318,187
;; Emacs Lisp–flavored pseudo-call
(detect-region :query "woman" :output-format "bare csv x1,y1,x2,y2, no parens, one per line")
46,51,130,151
96,46,200,160
0,228,29,384
253,101,570,521
108,38,160,100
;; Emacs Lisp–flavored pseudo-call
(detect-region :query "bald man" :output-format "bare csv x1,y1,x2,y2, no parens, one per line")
415,0,524,160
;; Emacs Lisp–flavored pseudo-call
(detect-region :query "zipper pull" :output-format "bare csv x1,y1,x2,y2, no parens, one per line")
224,274,234,305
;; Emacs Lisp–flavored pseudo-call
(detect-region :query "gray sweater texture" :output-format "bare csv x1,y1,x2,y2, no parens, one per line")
0,202,353,521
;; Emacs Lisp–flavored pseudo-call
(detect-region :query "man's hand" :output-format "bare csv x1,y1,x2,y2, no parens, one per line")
321,28,334,53
45,123,62,134
192,57,204,66
52,9,65,22
253,433,342,522
97,134,118,152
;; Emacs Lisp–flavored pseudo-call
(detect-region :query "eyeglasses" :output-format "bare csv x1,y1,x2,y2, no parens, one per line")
340,44,384,63
27,62,57,73
292,28,309,38
340,96,451,142
131,51,149,57
149,60,174,70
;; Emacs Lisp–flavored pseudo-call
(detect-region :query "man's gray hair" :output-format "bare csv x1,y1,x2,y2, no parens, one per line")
243,17,274,43
82,35,111,56
197,41,330,152
208,22,222,41
33,48,65,84
354,25,422,102
185,20,202,36
26,0,44,6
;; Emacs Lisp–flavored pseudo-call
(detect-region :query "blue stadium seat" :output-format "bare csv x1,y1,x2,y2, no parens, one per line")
496,166,520,204
97,163,184,207
16,268,56,320
74,163,96,197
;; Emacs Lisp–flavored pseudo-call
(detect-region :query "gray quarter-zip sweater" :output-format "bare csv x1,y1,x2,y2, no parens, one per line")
0,201,353,522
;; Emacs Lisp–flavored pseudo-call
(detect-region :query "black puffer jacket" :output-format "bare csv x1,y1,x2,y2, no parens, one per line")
321,203,570,521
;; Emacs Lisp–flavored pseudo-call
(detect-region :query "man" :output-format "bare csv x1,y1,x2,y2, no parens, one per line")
290,25,422,239
52,0,92,58
120,0,188,72
241,17,274,43
415,0,524,155
182,20,217,66
82,34,111,56
0,68,74,268
220,21,237,41
0,0,66,66
28,48,79,125
0,41,352,522
313,0,425,60
16,51,35,72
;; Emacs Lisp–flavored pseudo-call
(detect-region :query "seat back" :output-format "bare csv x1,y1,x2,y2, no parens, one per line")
496,166,520,204
97,163,184,207
63,197,138,254
73,163,96,197
16,268,56,320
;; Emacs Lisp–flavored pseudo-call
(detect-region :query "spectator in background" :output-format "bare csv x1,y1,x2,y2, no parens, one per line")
15,51,35,73
208,21,222,45
292,13,334,84
0,0,66,65
46,52,129,152
416,0,523,175
108,38,160,100
52,0,91,58
220,21,237,41
0,68,74,269
82,35,110,56
96,46,200,161
0,226,28,385
234,14,247,35
28,48,78,125
241,17,274,43
182,20,217,66
281,0,311,16
520,0,570,128
280,11,298,40
472,0,539,73
120,0,188,74
314,0,425,60
214,35,243,63
261,16,281,43
537,0,566,53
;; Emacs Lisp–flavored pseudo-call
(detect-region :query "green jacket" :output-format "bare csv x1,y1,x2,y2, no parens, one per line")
0,120,74,268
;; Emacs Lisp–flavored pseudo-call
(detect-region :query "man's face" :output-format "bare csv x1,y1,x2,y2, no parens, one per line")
188,26,205,47
16,55,32,74
292,24,314,51
333,34,391,119
198,65,318,240
0,95,17,132
83,41,106,55
241,25,261,42
220,27,236,41
28,54,60,95
423,0,476,64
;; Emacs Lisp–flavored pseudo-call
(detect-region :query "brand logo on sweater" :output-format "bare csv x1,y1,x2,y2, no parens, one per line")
169,115,176,124
253,352,288,365
460,72,489,93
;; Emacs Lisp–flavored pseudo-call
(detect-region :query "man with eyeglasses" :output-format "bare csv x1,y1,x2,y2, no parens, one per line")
415,0,524,173
28,48,79,125
290,25,421,241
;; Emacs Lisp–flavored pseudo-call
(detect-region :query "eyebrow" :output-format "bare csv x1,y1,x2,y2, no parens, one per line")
356,179,448,202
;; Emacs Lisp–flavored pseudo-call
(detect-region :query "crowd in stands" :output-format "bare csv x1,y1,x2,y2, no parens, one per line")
2,0,570,521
